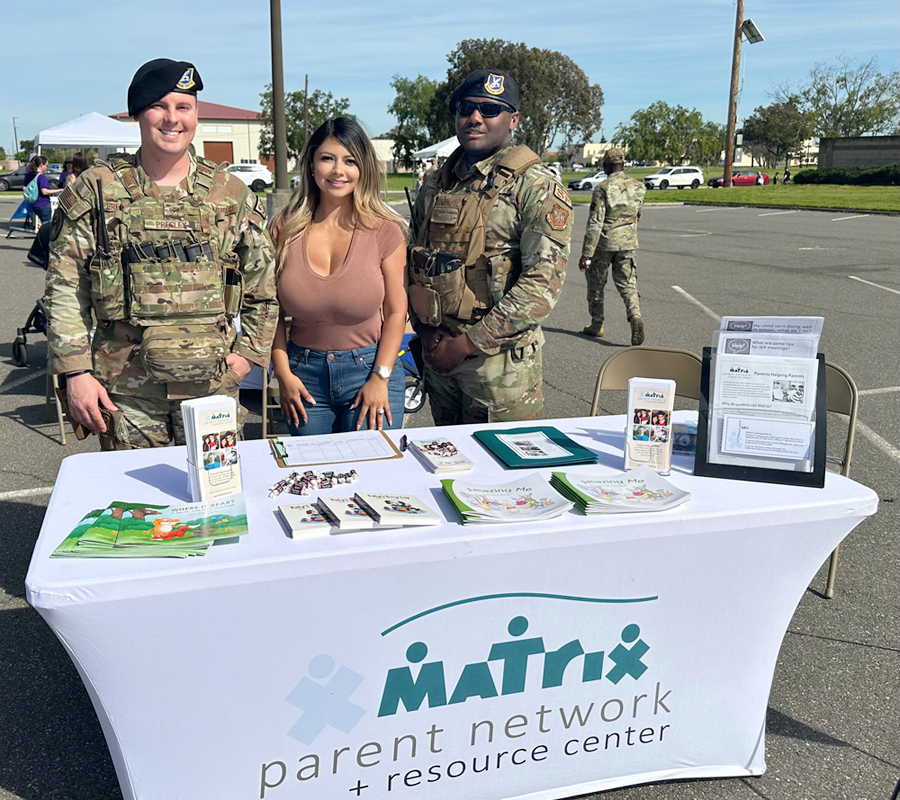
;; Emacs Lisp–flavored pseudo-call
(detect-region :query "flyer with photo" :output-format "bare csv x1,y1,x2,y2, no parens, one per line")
625,378,676,474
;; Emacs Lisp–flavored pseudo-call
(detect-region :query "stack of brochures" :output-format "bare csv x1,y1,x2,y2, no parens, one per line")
408,437,475,473
473,426,598,469
51,496,249,558
440,474,574,524
181,395,242,501
550,466,690,514
314,493,441,532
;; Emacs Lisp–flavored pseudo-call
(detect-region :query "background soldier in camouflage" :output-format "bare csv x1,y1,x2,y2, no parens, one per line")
46,59,278,449
410,69,571,425
579,147,647,345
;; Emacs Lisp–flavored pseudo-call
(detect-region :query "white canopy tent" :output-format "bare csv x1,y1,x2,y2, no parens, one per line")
34,112,141,153
412,135,460,161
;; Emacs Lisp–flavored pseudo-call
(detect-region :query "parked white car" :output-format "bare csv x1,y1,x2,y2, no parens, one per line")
223,163,273,193
643,166,704,190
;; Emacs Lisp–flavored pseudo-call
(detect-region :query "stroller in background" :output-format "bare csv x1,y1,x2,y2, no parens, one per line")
12,220,52,367
399,332,426,414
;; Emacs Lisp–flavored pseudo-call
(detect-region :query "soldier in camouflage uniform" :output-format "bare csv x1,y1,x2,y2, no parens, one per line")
579,147,646,345
46,59,278,449
409,69,571,425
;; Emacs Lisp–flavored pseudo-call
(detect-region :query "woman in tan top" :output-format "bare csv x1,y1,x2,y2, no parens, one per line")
270,117,408,435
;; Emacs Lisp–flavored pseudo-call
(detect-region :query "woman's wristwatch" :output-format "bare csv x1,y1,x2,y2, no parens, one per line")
372,365,392,380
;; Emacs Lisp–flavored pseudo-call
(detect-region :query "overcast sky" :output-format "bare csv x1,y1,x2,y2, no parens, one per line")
5,0,898,154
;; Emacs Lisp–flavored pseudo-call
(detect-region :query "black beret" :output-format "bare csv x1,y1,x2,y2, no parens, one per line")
449,69,518,114
128,58,203,117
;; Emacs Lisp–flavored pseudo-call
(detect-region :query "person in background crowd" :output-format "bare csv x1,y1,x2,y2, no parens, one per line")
70,152,89,184
579,147,647,345
269,116,408,435
58,158,74,188
25,155,63,224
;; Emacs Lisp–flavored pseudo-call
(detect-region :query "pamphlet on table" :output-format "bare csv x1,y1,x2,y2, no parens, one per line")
52,496,249,558
441,474,574,524
625,378,675,474
551,465,690,514
181,395,242,501
473,426,598,469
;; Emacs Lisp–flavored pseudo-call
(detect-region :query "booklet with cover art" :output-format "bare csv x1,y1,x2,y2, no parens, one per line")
551,466,690,514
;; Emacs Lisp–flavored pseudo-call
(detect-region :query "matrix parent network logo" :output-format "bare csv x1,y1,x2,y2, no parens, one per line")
286,592,657,743
286,655,365,745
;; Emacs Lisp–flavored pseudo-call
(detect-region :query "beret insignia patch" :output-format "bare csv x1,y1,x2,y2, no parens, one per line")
554,184,572,207
176,68,196,90
547,203,569,231
484,73,504,95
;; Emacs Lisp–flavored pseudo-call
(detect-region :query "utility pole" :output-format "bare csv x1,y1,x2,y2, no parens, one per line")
12,117,19,160
723,0,744,189
268,0,290,218
303,74,309,150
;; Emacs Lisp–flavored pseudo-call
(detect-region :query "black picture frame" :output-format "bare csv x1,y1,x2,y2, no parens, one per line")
694,349,827,488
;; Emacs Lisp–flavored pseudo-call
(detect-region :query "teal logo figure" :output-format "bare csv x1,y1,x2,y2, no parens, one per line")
287,655,365,744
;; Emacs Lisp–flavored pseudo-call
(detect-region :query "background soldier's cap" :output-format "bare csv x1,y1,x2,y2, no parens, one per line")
128,58,203,116
603,147,626,164
449,69,519,114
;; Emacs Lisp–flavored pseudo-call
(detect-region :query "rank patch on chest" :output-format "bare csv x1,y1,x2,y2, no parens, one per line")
546,203,570,231
144,219,197,231
554,184,572,207
431,206,460,225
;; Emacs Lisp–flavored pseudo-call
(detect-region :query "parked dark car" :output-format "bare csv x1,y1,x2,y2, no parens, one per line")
0,165,62,192
707,170,769,188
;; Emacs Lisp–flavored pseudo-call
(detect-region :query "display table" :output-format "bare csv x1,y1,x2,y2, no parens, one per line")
26,415,878,800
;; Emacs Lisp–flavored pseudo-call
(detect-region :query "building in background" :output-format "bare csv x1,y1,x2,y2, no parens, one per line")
111,101,265,167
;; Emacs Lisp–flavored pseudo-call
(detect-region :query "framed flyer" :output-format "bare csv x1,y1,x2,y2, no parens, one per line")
695,348,827,488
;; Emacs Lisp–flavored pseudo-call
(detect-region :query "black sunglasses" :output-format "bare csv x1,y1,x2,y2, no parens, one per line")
456,99,514,118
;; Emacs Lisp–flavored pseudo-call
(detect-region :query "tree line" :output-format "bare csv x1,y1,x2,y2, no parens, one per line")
258,48,899,170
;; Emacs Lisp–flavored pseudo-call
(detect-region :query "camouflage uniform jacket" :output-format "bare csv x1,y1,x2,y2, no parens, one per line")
45,152,278,399
581,171,646,256
411,144,572,356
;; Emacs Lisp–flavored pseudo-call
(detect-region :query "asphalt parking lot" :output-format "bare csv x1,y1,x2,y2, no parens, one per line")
0,196,897,800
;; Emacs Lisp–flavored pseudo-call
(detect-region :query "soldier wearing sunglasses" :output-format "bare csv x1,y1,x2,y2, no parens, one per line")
409,68,572,425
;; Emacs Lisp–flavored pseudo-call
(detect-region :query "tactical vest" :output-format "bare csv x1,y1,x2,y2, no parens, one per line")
409,145,540,335
81,154,243,383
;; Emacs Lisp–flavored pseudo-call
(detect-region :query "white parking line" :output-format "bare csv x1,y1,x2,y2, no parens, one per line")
832,214,870,221
848,275,900,295
859,386,900,396
0,368,46,394
669,286,900,464
678,231,712,238
694,207,737,213
0,486,54,501
670,286,721,322
758,210,799,217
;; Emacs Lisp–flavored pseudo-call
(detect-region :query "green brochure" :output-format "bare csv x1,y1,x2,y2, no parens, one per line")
472,426,599,469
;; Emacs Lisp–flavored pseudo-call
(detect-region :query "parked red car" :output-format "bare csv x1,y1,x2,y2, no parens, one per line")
707,170,769,187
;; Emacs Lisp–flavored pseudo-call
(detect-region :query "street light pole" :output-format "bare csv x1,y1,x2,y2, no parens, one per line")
723,0,744,189
12,117,19,160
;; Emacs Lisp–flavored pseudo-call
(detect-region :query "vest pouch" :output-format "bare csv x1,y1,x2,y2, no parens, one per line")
88,251,127,321
139,324,228,383
127,258,226,323
408,284,442,327
408,247,478,325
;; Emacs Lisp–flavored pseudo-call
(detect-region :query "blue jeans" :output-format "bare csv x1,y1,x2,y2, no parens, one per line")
34,204,52,224
285,341,404,436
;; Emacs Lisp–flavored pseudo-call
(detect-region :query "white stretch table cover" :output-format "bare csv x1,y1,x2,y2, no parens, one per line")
26,415,877,800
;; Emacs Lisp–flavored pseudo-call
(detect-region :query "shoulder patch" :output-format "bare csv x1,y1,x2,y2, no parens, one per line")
546,203,570,231
553,184,572,207
59,184,92,220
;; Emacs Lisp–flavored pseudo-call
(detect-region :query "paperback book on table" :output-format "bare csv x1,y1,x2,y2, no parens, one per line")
407,437,475,473
440,473,574,524
472,426,598,469
51,496,249,558
550,466,691,514
353,493,442,527
278,503,337,538
315,497,377,531
181,395,243,502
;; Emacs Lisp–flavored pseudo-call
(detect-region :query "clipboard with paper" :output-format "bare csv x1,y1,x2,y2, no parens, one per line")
269,430,403,469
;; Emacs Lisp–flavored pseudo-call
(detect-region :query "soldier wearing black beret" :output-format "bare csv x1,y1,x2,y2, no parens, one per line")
408,68,572,425
46,59,278,449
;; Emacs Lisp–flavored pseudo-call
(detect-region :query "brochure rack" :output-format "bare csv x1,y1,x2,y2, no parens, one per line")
695,348,827,488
